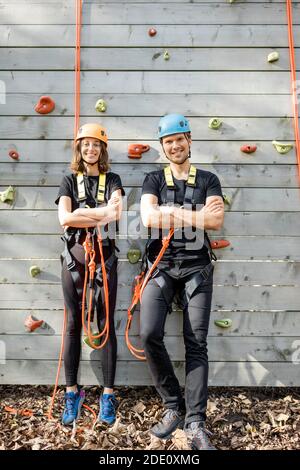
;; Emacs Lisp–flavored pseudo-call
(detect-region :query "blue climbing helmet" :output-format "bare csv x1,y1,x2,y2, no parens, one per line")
158,113,191,139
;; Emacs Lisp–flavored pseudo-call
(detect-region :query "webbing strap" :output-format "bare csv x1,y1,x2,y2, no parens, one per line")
76,172,106,204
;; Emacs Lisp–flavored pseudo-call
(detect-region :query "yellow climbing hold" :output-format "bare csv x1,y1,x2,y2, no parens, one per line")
222,194,232,206
163,50,170,61
29,266,41,278
0,186,15,203
268,51,280,63
272,140,293,154
127,248,141,264
209,118,222,130
214,318,232,328
95,99,107,113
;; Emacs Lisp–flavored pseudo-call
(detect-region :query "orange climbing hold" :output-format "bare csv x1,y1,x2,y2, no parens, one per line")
24,314,44,332
128,144,150,159
211,240,230,249
8,150,19,160
240,144,257,154
34,96,55,114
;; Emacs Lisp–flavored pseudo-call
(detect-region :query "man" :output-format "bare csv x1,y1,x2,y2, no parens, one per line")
140,114,224,450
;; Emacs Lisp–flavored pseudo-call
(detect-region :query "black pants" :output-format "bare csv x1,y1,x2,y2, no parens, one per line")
61,242,117,388
140,261,213,424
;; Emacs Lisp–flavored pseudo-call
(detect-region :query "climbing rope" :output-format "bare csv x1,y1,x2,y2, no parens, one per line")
286,0,300,184
125,229,175,360
74,0,82,138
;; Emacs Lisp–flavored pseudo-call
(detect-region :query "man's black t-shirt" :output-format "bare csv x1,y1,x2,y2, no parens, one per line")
55,172,125,210
141,168,223,263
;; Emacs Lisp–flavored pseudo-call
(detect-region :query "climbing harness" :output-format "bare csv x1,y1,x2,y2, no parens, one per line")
125,165,217,360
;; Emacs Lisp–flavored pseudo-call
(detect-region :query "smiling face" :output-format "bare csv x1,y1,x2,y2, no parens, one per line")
81,137,101,165
161,133,191,164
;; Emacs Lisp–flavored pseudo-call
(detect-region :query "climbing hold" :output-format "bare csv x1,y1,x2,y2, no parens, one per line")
95,98,107,113
24,314,44,332
34,96,55,114
214,318,232,328
240,144,257,154
268,51,279,63
128,143,150,159
209,118,222,130
83,333,101,349
211,240,230,249
0,186,15,204
148,28,157,37
222,194,232,206
163,50,170,61
127,248,141,264
272,140,293,154
29,265,41,278
8,150,19,160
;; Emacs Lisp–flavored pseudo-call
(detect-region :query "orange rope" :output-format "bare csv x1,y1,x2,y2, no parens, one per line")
81,231,110,350
286,0,300,184
47,305,67,420
125,229,174,360
74,0,82,139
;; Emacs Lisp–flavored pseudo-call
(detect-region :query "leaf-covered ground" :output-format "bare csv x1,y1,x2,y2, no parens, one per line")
0,386,300,450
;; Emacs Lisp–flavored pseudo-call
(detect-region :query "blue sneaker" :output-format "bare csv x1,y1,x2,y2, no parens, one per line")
62,389,85,426
98,393,118,425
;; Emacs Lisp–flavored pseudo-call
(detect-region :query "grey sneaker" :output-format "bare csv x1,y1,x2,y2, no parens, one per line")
150,409,185,439
185,421,217,450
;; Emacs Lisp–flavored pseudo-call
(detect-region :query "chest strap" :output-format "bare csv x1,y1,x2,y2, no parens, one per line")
163,164,197,205
77,171,106,204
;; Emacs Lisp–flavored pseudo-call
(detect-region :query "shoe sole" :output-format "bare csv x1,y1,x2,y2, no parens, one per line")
150,418,185,440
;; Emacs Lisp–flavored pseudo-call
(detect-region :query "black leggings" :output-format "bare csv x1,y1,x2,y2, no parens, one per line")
140,266,213,424
61,242,117,388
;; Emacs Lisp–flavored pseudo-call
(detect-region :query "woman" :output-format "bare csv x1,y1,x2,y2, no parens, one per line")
55,123,124,426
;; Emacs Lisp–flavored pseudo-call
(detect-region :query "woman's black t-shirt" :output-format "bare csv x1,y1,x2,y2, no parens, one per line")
141,168,223,263
55,172,125,210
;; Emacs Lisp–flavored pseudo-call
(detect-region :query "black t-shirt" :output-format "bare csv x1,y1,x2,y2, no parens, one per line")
55,172,125,210
141,168,223,263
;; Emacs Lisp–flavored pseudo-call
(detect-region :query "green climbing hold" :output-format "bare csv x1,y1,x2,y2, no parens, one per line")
83,333,101,349
29,266,41,278
214,318,232,328
272,140,293,154
0,186,15,204
163,50,170,61
268,51,279,63
209,118,222,130
222,194,232,206
127,248,141,264
95,99,107,113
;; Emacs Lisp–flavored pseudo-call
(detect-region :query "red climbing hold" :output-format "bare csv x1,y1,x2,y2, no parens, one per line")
34,96,55,114
8,150,19,160
128,144,150,159
211,240,230,249
240,144,257,154
148,28,157,37
24,314,44,332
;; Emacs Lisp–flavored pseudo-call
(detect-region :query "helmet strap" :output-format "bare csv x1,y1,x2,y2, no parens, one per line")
82,158,99,166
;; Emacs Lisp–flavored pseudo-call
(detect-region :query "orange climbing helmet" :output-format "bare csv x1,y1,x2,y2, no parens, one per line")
76,123,108,145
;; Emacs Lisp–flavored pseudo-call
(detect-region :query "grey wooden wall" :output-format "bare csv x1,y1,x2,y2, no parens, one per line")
0,0,300,386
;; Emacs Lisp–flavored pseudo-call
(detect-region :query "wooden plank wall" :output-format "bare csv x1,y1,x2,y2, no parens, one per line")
0,0,300,386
